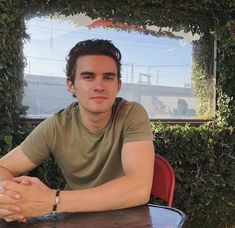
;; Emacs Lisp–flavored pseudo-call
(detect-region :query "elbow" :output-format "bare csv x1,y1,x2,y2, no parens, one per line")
136,186,151,206
142,189,151,205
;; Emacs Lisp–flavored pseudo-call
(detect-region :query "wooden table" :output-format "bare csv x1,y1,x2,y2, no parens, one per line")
0,204,187,228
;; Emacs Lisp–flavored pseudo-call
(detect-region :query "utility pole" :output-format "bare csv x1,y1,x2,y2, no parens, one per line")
131,63,134,84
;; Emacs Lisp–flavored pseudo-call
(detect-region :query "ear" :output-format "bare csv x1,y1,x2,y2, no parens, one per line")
67,79,75,94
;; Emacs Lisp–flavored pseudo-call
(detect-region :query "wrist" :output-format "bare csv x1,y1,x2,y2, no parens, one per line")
46,189,58,215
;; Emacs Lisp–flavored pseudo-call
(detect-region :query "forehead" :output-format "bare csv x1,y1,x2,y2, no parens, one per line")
75,55,117,73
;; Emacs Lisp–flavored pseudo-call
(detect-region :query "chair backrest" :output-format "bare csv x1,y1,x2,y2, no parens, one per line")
151,154,175,207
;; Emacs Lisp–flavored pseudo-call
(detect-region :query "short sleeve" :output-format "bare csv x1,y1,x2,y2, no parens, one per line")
123,103,154,144
20,116,55,165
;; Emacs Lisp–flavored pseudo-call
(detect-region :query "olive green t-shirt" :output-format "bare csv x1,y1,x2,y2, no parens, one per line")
20,98,153,190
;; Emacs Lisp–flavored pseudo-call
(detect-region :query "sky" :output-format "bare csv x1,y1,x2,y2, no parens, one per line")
23,16,198,87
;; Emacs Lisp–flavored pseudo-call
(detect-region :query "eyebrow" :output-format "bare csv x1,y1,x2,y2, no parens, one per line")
80,72,117,77
103,72,117,77
80,71,95,76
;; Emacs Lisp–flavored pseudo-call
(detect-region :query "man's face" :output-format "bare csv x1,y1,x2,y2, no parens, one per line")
67,55,121,115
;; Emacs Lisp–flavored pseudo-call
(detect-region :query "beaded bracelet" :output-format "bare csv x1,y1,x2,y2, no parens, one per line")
52,189,60,216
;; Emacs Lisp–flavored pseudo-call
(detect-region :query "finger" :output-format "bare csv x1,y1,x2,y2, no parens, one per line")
0,202,21,213
0,207,19,217
11,178,31,186
0,189,20,202
12,176,38,184
20,179,31,186
17,218,27,223
3,189,21,200
0,208,25,223
3,217,15,222
4,213,25,222
1,179,24,193
0,192,20,205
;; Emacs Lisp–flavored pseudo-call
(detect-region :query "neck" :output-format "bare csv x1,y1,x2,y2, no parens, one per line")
79,107,112,134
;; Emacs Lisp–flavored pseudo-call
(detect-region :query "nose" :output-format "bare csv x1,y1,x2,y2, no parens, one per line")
94,77,105,92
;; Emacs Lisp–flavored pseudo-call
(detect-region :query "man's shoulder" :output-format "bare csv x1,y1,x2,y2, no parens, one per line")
52,102,79,123
116,97,146,112
55,102,78,114
114,98,153,143
114,98,148,121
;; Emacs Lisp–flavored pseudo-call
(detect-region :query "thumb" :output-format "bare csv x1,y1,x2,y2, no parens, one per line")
11,176,37,185
20,179,31,186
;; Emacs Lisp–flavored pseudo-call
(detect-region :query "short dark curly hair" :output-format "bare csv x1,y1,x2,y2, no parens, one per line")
66,39,122,84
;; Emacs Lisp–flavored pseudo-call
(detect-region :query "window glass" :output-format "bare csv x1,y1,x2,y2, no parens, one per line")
23,14,215,119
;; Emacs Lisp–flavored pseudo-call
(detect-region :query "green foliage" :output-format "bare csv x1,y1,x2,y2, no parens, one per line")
28,156,66,190
0,0,28,155
216,20,235,126
19,0,232,35
0,121,35,158
152,122,235,227
192,33,215,118
216,93,235,127
0,1,234,227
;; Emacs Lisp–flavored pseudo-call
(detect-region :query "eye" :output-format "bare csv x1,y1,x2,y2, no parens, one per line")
104,73,116,81
84,75,92,79
104,75,114,81
81,73,95,80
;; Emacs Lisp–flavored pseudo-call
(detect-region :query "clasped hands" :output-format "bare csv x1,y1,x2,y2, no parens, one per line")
0,176,54,222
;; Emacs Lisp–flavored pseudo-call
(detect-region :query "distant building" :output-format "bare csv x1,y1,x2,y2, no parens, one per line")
23,74,196,119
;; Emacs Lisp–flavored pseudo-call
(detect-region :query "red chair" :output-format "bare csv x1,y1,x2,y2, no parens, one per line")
151,154,175,207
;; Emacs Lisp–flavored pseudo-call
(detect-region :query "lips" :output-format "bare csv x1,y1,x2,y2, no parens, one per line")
90,96,108,103
90,96,108,100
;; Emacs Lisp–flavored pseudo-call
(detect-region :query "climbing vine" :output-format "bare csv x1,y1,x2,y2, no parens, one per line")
0,0,234,226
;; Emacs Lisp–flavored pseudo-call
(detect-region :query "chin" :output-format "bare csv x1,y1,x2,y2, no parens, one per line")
91,108,111,114
81,101,114,114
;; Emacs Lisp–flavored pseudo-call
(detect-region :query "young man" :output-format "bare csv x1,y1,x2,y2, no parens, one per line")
0,39,154,222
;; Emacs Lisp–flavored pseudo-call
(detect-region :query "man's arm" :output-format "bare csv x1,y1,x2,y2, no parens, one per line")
58,140,155,212
0,146,38,222
0,146,37,181
8,140,154,218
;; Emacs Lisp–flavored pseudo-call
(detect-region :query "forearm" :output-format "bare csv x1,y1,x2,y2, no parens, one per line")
0,166,15,182
58,175,151,213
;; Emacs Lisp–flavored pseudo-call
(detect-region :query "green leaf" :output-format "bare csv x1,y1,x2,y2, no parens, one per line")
3,135,12,145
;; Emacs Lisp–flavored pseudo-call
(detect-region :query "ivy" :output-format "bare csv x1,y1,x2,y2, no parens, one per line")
192,33,215,118
0,0,28,154
216,20,235,126
151,122,235,227
0,0,234,226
